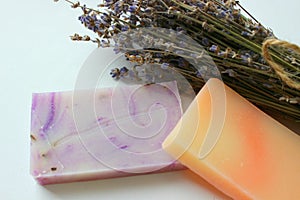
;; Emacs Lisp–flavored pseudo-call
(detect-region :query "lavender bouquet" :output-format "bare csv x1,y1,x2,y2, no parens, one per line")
55,0,300,129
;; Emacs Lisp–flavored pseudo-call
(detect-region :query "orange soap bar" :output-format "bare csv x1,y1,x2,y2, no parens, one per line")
163,78,300,199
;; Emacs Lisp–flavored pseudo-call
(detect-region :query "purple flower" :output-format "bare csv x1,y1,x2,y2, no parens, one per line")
195,2,205,9
100,39,110,47
114,1,123,14
109,66,128,78
218,51,227,57
120,66,129,76
207,11,216,17
121,25,129,32
241,31,252,37
241,53,252,64
209,45,219,53
113,46,121,54
78,13,104,33
110,68,120,79
217,10,227,18
78,15,92,24
129,5,137,13
161,63,169,70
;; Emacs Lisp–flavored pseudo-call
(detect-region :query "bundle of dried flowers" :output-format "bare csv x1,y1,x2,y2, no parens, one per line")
55,0,300,125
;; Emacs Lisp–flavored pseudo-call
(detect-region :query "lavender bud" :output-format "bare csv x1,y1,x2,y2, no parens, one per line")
161,63,169,70
209,45,219,53
129,5,137,13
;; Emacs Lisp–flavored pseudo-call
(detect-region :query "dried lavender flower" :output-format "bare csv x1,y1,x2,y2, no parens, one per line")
56,0,300,123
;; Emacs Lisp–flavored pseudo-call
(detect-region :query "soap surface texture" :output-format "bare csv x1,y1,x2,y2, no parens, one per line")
31,82,184,185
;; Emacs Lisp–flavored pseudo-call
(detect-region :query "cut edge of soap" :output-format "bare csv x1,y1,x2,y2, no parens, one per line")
32,162,186,185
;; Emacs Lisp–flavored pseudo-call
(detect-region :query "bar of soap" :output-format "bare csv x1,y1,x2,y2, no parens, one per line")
30,81,185,185
163,78,300,199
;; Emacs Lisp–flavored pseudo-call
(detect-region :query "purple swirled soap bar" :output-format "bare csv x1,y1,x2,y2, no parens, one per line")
30,82,185,185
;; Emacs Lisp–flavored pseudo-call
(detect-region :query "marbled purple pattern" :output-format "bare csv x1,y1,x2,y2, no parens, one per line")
42,93,55,133
30,82,186,185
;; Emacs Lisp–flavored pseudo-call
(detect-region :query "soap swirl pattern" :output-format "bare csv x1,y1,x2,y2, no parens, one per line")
30,82,184,180
73,82,183,173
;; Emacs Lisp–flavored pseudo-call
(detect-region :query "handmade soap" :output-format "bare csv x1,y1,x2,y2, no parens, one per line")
163,78,300,200
30,82,185,185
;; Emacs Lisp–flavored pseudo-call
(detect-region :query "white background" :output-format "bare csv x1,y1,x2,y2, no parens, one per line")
1,0,299,199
